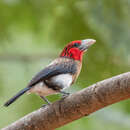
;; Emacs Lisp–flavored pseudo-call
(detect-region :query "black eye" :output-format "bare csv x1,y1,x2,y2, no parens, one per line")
74,43,79,47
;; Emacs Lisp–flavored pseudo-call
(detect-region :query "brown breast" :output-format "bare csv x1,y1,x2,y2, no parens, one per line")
71,60,82,84
50,57,82,85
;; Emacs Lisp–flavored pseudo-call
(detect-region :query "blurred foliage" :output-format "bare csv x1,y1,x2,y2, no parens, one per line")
0,0,130,129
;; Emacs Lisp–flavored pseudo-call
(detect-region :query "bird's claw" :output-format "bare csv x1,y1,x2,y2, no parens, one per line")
41,104,48,108
41,103,51,108
60,91,70,99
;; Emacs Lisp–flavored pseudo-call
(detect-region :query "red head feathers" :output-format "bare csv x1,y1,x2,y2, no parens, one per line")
60,39,96,61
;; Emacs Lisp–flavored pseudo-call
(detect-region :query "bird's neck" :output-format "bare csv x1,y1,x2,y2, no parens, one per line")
60,48,83,62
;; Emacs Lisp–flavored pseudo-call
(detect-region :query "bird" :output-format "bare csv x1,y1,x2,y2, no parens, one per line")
4,39,96,107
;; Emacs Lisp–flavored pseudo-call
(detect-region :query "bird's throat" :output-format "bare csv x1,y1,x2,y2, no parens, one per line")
60,48,83,61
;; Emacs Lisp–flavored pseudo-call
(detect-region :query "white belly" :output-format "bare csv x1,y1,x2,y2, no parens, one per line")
28,74,73,96
51,74,73,89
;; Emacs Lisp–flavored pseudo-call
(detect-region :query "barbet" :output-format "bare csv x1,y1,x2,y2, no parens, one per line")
4,39,96,107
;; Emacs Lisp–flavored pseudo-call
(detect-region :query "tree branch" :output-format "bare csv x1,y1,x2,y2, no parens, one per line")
2,72,130,130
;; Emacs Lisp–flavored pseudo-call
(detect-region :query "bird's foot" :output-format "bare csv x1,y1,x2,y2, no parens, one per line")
41,103,51,108
41,104,48,108
40,96,51,108
60,91,70,99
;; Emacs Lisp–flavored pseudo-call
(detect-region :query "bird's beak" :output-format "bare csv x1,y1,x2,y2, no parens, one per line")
79,39,96,51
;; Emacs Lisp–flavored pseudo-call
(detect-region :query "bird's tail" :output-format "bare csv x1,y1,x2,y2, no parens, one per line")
4,87,30,107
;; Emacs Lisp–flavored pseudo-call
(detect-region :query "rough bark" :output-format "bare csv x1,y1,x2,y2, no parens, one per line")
2,72,130,130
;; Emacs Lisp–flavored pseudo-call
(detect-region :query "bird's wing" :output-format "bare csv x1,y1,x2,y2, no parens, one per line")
27,58,77,87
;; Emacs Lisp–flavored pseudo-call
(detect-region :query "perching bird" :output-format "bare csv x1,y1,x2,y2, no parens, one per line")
4,39,96,107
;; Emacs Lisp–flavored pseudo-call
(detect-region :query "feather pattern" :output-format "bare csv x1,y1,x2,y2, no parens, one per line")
28,58,79,96
27,58,77,88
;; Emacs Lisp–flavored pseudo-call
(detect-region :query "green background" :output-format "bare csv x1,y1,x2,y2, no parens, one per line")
0,0,130,129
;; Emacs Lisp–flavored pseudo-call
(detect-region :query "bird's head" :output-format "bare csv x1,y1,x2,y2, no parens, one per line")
60,39,96,61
